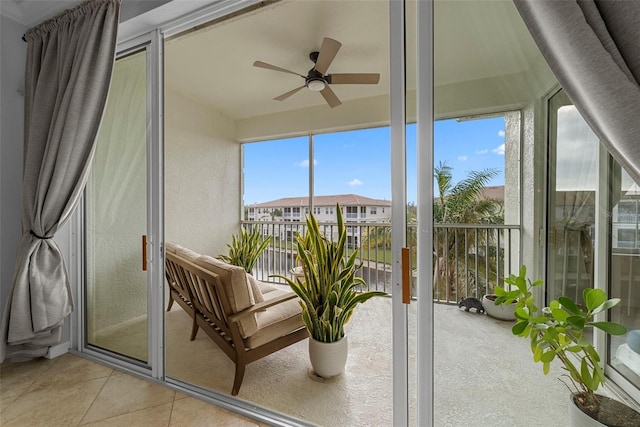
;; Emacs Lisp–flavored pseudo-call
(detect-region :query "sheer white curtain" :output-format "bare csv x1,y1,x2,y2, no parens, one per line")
0,0,121,362
514,0,640,183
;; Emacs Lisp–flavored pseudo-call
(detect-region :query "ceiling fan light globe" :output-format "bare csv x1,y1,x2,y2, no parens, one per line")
307,79,326,92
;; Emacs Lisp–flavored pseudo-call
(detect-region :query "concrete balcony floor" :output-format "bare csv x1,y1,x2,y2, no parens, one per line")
163,295,572,425
5,295,633,426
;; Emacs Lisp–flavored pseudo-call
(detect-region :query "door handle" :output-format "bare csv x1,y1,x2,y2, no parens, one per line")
402,247,411,304
142,235,148,271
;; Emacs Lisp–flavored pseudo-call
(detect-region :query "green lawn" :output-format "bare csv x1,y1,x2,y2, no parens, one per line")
269,239,399,266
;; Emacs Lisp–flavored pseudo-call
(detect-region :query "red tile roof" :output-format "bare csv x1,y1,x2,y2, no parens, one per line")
481,185,504,201
250,194,392,208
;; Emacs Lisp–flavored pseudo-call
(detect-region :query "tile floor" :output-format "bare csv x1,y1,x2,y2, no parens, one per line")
0,353,264,426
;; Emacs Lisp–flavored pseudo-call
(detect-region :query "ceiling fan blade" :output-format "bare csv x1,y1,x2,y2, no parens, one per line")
254,61,305,78
320,86,342,108
328,73,380,85
314,38,342,75
274,85,305,101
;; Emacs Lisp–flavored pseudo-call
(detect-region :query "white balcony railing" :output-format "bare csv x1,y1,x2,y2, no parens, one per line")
242,220,521,303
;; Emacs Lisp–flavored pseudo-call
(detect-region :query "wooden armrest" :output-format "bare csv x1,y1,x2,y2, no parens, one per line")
228,291,299,323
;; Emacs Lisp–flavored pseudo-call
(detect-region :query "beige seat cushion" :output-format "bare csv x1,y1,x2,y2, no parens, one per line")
246,274,285,304
244,295,305,349
257,280,280,296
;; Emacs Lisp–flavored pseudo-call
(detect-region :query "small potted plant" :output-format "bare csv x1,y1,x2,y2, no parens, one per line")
482,292,516,320
494,266,640,426
275,204,385,378
218,227,271,274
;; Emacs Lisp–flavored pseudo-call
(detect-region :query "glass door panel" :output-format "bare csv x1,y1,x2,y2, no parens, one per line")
85,49,149,363
164,1,396,425
547,91,599,305
608,164,640,399
405,1,419,425
432,1,554,425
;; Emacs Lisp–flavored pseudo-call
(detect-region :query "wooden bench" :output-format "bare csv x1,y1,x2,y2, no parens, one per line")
165,246,307,395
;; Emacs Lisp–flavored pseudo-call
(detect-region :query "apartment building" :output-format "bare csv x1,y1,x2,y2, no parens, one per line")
246,194,391,223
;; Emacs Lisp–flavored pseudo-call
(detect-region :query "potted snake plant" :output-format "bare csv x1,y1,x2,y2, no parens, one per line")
494,266,640,426
218,226,271,274
275,204,385,378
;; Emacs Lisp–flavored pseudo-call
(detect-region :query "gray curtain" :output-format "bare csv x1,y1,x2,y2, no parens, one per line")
0,0,121,362
514,0,640,184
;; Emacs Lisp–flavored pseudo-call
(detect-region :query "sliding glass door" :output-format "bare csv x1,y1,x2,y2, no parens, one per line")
161,1,408,425
85,48,149,363
547,89,640,406
547,90,599,306
84,30,163,373
608,163,640,403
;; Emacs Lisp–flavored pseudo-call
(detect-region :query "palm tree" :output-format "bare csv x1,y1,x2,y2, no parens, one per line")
432,162,503,299
362,202,416,251
434,162,501,224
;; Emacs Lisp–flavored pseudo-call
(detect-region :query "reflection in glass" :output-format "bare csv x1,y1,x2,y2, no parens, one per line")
86,50,148,362
548,105,599,305
609,166,640,390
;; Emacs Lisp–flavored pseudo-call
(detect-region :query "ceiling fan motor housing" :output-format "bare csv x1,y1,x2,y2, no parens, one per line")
305,68,327,91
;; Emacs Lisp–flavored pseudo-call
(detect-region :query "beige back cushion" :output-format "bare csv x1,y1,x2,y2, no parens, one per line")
177,247,200,263
195,256,255,312
195,256,259,337
165,241,178,254
165,241,200,262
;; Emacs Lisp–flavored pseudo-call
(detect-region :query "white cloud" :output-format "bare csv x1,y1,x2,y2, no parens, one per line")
492,144,505,155
348,178,363,186
475,149,489,155
498,130,506,138
457,155,468,161
296,159,318,167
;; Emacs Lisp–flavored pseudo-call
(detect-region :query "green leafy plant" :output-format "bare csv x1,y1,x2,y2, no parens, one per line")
275,204,386,343
494,265,627,417
218,227,271,274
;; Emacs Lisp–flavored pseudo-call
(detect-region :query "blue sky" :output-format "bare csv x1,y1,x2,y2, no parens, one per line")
243,116,506,205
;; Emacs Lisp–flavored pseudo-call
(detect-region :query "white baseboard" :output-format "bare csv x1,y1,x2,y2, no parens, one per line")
45,341,70,359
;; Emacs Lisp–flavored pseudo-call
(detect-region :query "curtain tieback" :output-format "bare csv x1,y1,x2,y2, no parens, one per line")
30,230,53,240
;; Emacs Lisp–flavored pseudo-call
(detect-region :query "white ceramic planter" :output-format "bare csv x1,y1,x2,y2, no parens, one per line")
482,294,516,320
309,336,348,378
569,394,604,427
568,394,640,426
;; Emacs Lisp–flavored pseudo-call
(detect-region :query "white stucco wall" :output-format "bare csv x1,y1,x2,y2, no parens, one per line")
521,100,547,281
504,110,522,276
164,87,240,257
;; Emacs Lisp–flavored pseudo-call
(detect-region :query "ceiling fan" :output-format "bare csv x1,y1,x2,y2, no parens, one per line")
253,37,380,108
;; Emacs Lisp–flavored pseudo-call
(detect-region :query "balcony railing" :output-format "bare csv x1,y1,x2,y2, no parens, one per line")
242,220,520,304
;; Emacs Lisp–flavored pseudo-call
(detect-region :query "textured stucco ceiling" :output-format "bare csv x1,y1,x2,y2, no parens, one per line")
3,0,546,125
165,0,543,122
